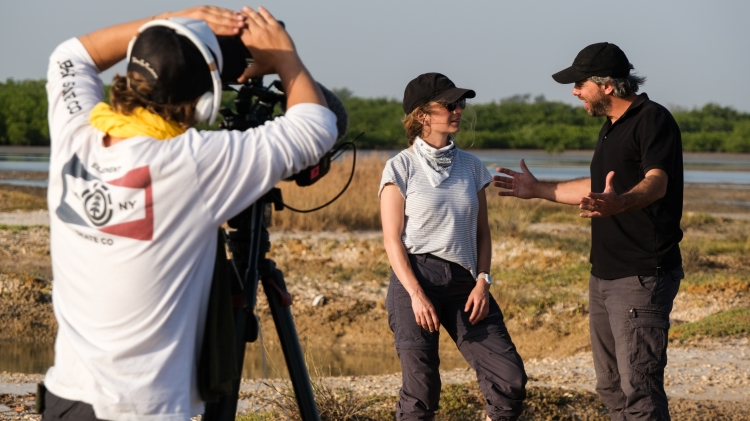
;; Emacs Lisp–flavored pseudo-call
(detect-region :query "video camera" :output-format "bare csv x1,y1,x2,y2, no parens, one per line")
216,34,349,187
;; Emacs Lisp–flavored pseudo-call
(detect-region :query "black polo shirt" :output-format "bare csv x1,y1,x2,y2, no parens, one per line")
589,93,683,279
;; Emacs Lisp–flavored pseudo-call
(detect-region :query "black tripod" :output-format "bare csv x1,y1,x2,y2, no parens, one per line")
203,188,320,420
201,72,353,420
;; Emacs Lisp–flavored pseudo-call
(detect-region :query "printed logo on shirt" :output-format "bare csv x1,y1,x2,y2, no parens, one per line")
56,154,154,241
82,181,113,226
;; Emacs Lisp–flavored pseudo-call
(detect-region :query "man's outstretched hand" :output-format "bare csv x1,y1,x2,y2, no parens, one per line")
493,159,538,199
579,171,624,218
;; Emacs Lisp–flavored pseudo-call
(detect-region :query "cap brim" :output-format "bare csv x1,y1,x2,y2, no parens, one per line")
433,87,476,103
551,66,590,84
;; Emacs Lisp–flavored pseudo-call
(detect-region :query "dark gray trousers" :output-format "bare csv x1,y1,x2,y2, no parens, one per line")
42,390,107,421
387,254,527,421
589,267,683,421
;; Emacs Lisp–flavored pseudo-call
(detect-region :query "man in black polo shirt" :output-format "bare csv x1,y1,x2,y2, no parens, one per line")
493,42,683,420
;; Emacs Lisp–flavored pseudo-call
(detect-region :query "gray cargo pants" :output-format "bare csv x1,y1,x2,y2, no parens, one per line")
386,253,527,421
589,266,683,421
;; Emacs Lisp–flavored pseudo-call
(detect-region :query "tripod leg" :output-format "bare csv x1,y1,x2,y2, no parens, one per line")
203,305,249,421
263,268,321,421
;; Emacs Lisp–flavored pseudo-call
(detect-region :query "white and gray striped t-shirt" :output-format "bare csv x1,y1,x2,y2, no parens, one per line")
379,148,493,277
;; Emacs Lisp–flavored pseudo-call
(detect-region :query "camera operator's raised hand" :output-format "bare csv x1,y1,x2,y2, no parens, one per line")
79,6,244,72
237,6,327,109
179,5,245,35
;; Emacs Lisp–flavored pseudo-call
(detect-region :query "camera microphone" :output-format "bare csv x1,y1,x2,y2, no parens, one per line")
318,84,348,141
289,84,349,187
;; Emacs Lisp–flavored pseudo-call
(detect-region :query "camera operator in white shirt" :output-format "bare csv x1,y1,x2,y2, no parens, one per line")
43,6,337,420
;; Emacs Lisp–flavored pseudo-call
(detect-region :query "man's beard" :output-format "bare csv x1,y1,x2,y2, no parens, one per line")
586,89,611,117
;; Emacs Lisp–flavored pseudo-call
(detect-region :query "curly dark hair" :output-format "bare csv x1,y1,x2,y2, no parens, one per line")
110,72,197,128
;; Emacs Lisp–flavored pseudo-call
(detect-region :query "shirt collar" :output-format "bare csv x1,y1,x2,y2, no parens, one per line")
608,92,649,125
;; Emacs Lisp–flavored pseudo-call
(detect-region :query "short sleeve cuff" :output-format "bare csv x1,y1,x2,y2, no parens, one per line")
379,158,407,199
643,164,673,180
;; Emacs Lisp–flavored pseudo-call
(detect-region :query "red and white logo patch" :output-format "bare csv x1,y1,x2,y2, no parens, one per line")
57,155,154,241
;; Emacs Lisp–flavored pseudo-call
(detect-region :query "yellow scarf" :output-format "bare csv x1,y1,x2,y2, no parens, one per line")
89,102,186,140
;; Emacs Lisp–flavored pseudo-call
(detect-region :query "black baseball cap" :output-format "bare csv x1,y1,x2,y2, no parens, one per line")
127,26,213,104
552,42,632,84
402,73,476,114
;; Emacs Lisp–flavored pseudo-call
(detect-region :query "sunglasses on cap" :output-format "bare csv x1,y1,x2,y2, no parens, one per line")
443,98,467,112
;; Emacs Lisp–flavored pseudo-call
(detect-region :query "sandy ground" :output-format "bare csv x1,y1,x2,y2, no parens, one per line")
2,337,749,419
4,338,748,397
2,210,750,420
0,211,49,227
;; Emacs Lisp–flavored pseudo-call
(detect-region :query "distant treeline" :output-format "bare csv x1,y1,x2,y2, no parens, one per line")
339,90,750,152
3,79,750,152
0,80,49,146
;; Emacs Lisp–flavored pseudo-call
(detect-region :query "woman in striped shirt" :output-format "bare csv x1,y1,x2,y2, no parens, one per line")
379,73,527,421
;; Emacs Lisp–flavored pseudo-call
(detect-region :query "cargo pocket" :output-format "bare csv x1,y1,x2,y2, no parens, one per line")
627,307,670,374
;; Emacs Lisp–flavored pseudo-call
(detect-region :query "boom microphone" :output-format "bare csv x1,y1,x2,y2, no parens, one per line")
287,83,349,187
317,83,348,141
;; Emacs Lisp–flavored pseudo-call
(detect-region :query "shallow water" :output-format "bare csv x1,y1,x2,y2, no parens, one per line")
0,341,469,378
0,179,47,187
3,166,750,186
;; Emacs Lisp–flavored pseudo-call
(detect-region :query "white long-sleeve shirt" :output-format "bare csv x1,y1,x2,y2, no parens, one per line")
44,38,337,421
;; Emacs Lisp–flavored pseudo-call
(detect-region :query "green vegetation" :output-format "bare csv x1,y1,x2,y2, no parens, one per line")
670,307,750,341
4,79,750,151
674,103,750,152
343,92,750,152
0,79,49,146
0,224,36,231
340,93,607,151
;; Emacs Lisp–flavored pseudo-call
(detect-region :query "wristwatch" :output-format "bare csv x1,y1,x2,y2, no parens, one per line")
477,273,492,285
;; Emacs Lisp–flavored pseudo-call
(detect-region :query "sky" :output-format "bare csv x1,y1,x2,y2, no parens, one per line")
2,0,750,111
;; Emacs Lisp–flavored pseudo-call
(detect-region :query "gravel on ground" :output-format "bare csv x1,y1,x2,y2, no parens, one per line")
2,337,748,419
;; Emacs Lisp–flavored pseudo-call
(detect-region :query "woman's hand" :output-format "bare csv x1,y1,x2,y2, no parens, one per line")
464,281,490,324
411,290,440,332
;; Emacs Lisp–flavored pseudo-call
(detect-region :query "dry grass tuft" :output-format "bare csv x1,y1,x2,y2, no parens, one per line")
487,197,539,237
264,381,375,421
271,154,388,231
259,360,376,421
681,212,720,229
0,185,47,212
684,277,750,295
270,154,584,234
